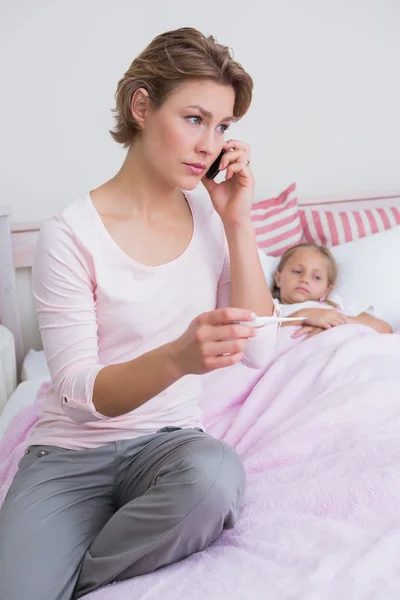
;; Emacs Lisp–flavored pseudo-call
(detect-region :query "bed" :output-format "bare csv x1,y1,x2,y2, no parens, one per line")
1,191,400,599
0,209,50,437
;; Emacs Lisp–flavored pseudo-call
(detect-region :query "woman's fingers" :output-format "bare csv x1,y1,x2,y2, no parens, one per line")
219,150,243,170
224,139,250,154
221,140,251,175
201,351,245,371
224,160,252,182
197,307,255,326
203,338,250,357
197,322,255,343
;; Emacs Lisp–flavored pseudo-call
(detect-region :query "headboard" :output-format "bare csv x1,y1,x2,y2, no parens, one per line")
0,207,41,374
1,190,400,375
298,190,400,209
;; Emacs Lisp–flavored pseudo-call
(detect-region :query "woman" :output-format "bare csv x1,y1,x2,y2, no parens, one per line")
0,27,279,599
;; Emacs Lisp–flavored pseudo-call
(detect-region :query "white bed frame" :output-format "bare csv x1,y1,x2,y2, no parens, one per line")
1,191,399,379
0,209,41,375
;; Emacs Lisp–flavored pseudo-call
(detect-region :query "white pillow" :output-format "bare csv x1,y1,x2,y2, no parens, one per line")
21,349,50,381
331,226,400,330
257,227,400,331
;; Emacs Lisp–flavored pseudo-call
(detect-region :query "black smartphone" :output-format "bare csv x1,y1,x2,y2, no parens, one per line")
205,149,226,180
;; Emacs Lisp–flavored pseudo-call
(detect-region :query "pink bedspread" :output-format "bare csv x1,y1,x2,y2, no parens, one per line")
2,326,400,599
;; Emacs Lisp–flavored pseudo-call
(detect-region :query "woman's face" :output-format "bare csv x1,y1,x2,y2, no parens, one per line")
140,79,235,190
275,248,332,304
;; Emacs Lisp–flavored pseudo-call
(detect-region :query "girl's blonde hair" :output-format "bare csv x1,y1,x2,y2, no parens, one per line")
110,27,254,148
271,243,338,304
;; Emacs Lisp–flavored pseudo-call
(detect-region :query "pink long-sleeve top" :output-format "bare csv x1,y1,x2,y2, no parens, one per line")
28,192,278,450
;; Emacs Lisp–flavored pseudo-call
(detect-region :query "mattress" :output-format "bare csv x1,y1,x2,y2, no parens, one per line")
0,325,17,413
0,350,49,440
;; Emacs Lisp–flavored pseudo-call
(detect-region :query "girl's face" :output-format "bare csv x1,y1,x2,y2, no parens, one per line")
274,248,333,304
139,79,235,190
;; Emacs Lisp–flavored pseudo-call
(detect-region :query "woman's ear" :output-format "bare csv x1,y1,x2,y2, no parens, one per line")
130,88,150,128
274,271,281,288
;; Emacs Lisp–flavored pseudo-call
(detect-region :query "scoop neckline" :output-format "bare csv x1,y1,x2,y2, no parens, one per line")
86,190,197,272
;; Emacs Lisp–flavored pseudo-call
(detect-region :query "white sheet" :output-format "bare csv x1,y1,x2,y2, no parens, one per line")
0,378,47,440
0,349,49,440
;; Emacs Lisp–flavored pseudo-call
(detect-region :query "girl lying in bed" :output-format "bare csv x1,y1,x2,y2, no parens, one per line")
271,243,392,339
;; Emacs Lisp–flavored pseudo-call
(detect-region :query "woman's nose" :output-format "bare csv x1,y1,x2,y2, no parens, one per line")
196,130,217,157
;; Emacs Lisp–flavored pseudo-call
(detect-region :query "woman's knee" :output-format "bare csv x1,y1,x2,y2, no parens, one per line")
176,436,246,522
208,441,246,523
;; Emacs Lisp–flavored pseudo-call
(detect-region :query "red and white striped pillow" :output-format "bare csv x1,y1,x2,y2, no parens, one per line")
300,206,400,247
251,183,303,257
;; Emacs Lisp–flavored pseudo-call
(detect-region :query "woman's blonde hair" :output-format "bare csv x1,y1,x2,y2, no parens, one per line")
110,27,254,147
271,243,338,304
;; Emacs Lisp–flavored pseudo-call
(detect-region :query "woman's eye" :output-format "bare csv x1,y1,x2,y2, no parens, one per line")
217,124,229,133
186,116,202,125
293,270,301,274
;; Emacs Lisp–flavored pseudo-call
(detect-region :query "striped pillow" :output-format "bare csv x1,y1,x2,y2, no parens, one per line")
300,206,400,247
251,183,303,256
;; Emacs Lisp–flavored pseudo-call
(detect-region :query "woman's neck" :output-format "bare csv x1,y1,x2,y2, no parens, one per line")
99,142,183,219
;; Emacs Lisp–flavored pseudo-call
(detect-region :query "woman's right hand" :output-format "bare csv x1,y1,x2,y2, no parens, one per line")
172,307,257,376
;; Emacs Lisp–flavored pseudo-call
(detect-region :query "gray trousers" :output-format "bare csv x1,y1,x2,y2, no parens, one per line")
0,427,245,600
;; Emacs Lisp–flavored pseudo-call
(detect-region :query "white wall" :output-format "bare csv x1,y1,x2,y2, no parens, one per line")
1,0,399,224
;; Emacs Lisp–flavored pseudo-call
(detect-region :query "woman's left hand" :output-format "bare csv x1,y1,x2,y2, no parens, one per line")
201,139,254,225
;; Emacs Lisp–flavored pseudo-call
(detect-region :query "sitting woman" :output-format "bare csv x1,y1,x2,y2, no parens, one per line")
0,27,279,600
271,242,392,338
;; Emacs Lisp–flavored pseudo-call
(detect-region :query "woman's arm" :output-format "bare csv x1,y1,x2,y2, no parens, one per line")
215,221,279,369
225,219,275,317
204,139,279,369
33,218,183,421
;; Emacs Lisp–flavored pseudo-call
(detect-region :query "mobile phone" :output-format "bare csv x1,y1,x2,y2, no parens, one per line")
206,149,226,180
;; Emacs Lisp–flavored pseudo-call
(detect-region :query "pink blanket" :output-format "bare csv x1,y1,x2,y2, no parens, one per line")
2,326,400,598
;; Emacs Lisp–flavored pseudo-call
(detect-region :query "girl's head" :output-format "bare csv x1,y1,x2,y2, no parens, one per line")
271,243,338,304
110,28,253,190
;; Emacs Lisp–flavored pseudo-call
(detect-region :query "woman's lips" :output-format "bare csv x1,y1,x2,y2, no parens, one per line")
184,163,206,175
